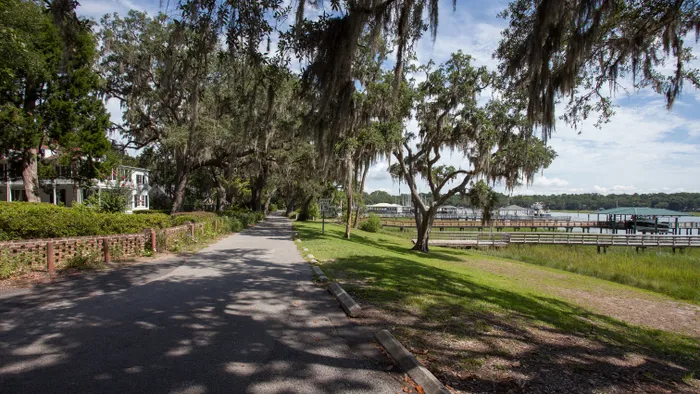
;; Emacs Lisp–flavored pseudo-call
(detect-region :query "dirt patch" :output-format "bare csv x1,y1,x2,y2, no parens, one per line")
463,258,700,338
358,304,700,394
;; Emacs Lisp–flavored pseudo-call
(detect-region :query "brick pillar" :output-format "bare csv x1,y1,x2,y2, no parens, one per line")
150,229,157,252
103,238,110,264
47,241,55,277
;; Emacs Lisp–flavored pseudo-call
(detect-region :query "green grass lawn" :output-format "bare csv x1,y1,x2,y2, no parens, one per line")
293,222,698,360
380,226,700,303
477,245,700,304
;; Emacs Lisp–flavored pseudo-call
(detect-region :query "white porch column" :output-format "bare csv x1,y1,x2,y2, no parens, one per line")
52,183,57,205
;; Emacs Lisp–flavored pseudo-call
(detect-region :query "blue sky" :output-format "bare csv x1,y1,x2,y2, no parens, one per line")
79,0,700,196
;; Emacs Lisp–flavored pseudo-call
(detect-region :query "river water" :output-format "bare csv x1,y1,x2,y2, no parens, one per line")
548,211,700,234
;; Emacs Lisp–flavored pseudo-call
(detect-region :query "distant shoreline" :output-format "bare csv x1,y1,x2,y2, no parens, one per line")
552,210,700,216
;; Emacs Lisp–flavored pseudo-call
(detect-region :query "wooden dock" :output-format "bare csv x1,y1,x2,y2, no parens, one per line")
416,232,700,252
386,219,700,234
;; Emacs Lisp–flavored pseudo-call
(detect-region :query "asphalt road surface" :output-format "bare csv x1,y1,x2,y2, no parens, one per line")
0,215,403,393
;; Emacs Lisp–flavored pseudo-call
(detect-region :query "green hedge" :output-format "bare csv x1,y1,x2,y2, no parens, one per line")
221,208,265,230
0,203,266,241
0,202,172,241
171,211,217,225
359,213,382,233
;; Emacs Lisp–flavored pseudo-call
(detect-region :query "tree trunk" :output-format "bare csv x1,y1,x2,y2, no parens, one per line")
216,183,227,212
285,199,295,216
298,196,313,221
345,185,353,239
412,207,435,253
352,163,369,228
263,187,276,214
250,174,265,212
171,171,189,212
344,155,353,239
21,148,40,202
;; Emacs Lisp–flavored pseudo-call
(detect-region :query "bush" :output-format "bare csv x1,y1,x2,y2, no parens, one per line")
226,218,244,232
0,202,172,240
134,209,170,215
269,203,278,212
82,186,130,213
255,211,265,222
171,211,217,222
220,208,264,229
308,202,320,220
359,213,382,233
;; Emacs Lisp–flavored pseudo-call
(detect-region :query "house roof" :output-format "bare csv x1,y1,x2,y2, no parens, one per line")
368,203,402,207
597,207,689,217
502,204,529,211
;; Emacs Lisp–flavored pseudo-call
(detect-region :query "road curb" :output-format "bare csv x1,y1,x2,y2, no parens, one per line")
327,282,362,317
310,265,329,282
375,329,450,394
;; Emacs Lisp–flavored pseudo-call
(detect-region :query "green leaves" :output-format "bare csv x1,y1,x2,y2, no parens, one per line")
0,0,110,193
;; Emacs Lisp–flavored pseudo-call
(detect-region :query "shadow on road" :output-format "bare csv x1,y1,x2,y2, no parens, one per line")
0,217,400,393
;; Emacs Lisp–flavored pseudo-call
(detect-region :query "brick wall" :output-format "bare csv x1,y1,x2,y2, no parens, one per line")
0,222,206,275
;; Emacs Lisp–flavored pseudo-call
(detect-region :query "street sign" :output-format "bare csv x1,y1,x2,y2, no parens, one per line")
319,198,331,213
319,198,331,235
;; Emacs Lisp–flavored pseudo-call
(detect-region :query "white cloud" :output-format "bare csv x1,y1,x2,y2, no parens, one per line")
366,162,391,182
533,176,569,187
78,0,157,19
593,185,637,195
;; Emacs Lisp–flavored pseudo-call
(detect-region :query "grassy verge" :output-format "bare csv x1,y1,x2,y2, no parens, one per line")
476,245,700,304
294,221,699,392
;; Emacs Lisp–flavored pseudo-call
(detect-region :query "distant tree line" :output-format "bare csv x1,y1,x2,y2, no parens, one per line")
507,193,700,212
362,191,700,212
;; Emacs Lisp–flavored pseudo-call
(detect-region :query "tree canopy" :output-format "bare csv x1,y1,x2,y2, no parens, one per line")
0,0,696,247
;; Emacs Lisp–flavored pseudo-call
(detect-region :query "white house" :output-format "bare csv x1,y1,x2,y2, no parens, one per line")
0,162,151,213
499,204,532,217
366,203,404,216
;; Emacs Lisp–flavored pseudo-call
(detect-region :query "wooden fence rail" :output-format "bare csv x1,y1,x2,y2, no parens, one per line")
417,231,700,252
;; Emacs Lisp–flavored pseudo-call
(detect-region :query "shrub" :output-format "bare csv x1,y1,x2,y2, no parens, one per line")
81,186,130,213
227,218,244,232
255,211,265,222
359,213,382,233
171,211,217,223
65,246,103,270
134,209,170,215
308,202,320,220
0,202,172,240
269,203,278,212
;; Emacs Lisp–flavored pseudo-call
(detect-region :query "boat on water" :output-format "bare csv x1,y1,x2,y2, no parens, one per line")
629,217,670,233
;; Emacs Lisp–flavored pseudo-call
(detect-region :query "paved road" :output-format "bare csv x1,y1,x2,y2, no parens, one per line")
0,215,403,393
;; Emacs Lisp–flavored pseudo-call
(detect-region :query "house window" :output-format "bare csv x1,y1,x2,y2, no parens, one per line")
133,194,148,208
11,189,26,201
136,175,143,186
0,163,7,179
55,165,72,178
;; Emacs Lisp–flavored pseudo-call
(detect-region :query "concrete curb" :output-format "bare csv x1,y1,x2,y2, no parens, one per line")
327,282,362,317
375,329,450,394
310,265,329,283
